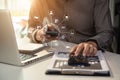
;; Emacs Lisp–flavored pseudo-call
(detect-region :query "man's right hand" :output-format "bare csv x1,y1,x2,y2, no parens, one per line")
35,23,59,42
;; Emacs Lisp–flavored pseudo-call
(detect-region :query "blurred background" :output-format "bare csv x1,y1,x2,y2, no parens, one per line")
0,0,32,38
0,0,31,16
0,0,120,53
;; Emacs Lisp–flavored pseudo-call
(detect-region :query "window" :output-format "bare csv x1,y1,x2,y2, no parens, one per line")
0,0,32,16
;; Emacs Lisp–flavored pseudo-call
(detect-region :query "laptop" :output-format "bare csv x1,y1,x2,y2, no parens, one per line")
0,9,53,66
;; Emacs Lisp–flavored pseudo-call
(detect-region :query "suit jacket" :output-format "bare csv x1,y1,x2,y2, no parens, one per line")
28,0,114,51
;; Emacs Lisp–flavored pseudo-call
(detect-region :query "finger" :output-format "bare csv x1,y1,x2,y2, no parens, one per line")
70,45,78,53
92,47,97,56
49,23,56,28
46,36,58,41
42,26,48,33
74,43,84,56
88,45,94,56
36,32,43,41
46,35,51,38
41,36,46,42
47,23,56,31
37,29,46,36
69,45,77,56
36,35,41,41
82,43,90,56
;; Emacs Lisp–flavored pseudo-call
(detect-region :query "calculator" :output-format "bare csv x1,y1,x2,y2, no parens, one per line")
46,51,110,76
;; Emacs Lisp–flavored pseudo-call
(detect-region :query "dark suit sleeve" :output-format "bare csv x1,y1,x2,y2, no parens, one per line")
87,0,114,51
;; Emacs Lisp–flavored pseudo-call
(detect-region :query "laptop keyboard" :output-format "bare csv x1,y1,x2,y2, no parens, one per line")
19,53,36,61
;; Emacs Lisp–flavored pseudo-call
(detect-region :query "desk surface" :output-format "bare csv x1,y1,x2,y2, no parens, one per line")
0,41,120,80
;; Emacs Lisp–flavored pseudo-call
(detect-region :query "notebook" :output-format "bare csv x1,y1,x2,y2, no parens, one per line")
0,9,53,66
46,49,110,76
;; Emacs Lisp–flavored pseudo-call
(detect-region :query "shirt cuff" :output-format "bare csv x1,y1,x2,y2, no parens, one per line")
28,29,40,43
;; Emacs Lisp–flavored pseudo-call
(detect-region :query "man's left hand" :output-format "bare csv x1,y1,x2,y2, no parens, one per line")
70,41,98,56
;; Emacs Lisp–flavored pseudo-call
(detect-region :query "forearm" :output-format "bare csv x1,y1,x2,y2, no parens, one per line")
92,0,114,51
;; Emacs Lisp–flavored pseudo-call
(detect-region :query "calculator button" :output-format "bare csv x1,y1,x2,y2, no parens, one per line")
55,62,60,67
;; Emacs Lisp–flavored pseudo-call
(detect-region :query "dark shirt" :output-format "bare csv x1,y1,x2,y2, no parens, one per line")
28,0,114,51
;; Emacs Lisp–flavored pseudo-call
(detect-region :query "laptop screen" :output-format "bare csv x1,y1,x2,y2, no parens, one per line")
0,9,22,65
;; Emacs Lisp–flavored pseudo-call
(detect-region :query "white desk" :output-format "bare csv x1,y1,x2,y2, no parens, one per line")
0,51,120,80
0,39,120,80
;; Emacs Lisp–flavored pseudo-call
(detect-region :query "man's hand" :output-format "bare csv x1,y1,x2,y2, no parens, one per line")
70,41,98,56
35,23,59,42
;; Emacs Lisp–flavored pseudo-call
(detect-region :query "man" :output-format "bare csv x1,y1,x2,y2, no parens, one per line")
28,0,114,56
